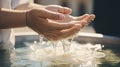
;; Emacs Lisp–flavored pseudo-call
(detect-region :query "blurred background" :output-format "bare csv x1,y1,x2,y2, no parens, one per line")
15,0,120,38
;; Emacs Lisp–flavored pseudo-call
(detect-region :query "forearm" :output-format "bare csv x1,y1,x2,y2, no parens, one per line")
0,8,27,29
15,3,45,10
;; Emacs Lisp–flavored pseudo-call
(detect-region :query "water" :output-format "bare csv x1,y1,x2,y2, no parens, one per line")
12,41,105,67
98,48,120,67
0,39,120,67
0,50,11,67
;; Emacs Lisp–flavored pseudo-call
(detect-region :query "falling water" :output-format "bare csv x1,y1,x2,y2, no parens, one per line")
10,34,120,67
24,35,106,67
11,37,120,67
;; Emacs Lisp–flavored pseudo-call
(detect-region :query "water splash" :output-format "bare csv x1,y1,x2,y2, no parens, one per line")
27,37,105,67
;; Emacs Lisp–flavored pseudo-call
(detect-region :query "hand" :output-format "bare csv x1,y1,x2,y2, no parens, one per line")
45,5,95,32
26,4,95,41
26,8,81,41
54,14,95,28
45,5,95,29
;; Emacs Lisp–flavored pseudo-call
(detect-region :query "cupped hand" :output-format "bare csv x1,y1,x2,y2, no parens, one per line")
26,5,95,41
54,14,95,28
45,5,95,29
26,8,81,41
45,14,95,41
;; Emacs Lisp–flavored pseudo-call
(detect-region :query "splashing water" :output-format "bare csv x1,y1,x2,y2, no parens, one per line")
25,36,106,67
11,34,120,67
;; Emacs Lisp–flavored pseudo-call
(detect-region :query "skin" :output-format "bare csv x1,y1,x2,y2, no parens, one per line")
0,3,95,41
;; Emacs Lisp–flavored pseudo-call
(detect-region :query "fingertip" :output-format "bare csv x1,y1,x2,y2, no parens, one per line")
64,7,72,14
91,14,95,18
90,14,96,21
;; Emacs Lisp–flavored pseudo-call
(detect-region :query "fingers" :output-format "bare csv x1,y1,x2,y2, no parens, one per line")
47,20,75,30
55,23,74,30
44,24,80,41
61,24,80,37
46,14,95,30
76,14,95,27
76,14,95,22
84,14,95,22
58,7,72,14
76,14,89,20
36,9,65,20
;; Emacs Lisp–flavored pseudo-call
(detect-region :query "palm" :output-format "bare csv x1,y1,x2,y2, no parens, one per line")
55,15,75,23
47,15,75,24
